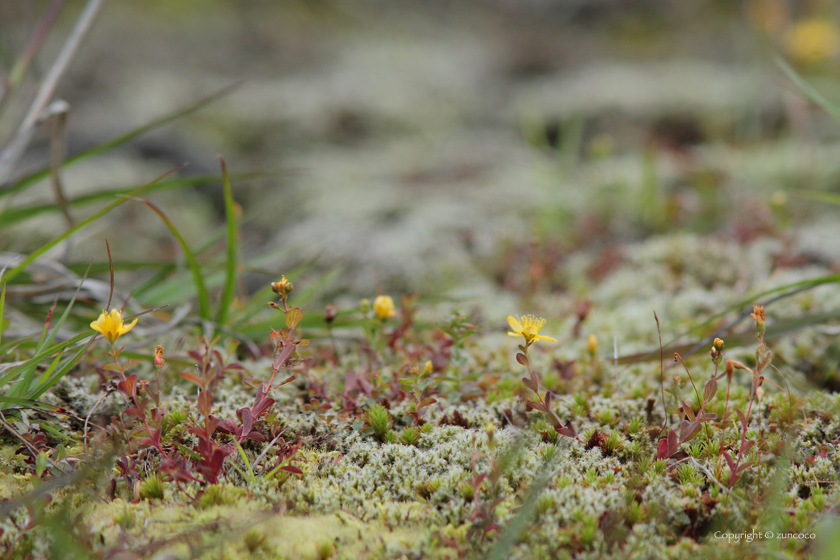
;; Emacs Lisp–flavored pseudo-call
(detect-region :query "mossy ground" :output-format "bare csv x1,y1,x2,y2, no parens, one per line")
6,3,840,559
4,226,840,560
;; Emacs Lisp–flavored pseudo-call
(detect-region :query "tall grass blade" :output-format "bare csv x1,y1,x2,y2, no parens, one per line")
2,168,180,283
215,157,238,325
1,82,241,197
776,55,840,122
7,263,90,398
0,277,5,347
0,172,269,227
127,197,211,321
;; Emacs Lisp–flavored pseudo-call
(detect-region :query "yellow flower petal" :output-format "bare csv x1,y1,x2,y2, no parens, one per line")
90,309,137,344
507,314,555,345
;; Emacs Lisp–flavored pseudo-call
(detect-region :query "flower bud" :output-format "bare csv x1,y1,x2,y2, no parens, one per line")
271,276,293,297
587,334,598,358
373,295,396,320
154,345,165,368
324,304,337,324
359,298,370,314
751,305,766,340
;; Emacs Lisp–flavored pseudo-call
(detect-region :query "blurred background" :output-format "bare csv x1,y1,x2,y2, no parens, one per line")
3,0,840,321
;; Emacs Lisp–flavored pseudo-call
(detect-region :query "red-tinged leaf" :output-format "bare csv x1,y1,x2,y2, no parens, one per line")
253,397,275,418
728,471,739,487
205,415,221,437
696,413,717,423
680,421,701,443
734,407,747,430
516,353,529,366
704,378,718,402
239,408,253,436
522,377,538,394
119,374,138,398
216,420,238,434
737,461,755,475
198,390,213,416
563,420,577,438
526,401,546,413
722,451,736,473
667,429,679,456
280,465,303,475
740,439,755,456
681,400,695,422
245,430,265,442
273,345,296,372
125,407,144,419
656,438,669,460
545,391,553,410
418,397,437,410
180,372,201,385
278,375,295,387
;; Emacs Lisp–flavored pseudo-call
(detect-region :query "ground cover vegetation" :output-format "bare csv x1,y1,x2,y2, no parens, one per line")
5,1,840,559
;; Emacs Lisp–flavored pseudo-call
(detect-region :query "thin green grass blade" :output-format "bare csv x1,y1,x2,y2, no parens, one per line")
658,273,840,352
0,330,92,386
776,55,840,122
0,172,269,227
29,338,95,399
139,234,285,308
133,227,229,301
230,258,321,328
7,259,91,398
128,196,210,320
618,308,840,365
233,438,256,483
0,396,60,412
2,168,179,283
1,82,241,198
799,191,840,207
36,262,92,355
64,260,174,275
215,157,238,325
33,349,64,391
0,277,5,346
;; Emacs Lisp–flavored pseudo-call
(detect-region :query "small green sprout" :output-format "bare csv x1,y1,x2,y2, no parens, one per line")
626,417,644,434
400,427,420,446
366,404,391,441
139,475,165,501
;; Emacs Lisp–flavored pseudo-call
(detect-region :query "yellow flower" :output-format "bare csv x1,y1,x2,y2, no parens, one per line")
373,295,396,320
507,315,556,345
90,309,138,344
786,18,840,64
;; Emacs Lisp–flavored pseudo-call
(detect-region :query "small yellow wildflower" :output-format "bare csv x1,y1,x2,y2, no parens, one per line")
373,295,396,320
90,309,138,344
587,334,598,357
786,18,840,64
507,315,556,345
